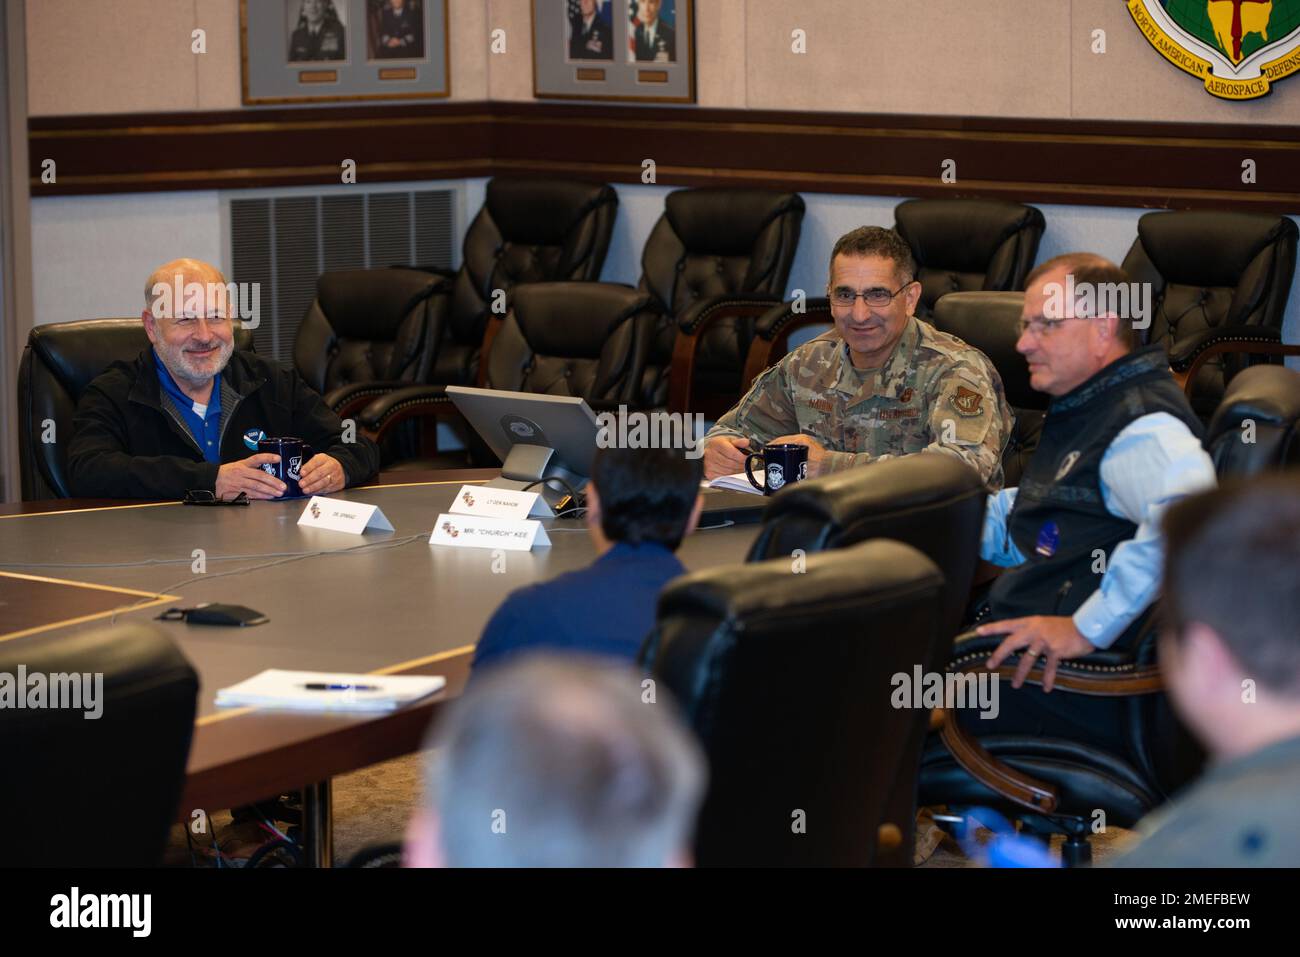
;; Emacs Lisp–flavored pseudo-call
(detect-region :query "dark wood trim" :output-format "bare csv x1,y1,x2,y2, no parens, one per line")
28,102,1300,212
1177,341,1300,395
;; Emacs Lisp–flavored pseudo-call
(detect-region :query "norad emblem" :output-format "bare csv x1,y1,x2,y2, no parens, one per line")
1128,0,1300,99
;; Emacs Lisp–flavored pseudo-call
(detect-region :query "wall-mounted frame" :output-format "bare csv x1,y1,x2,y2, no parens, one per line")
533,0,695,103
241,0,449,105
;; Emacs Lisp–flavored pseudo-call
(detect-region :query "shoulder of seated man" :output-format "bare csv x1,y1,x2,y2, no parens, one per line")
1122,783,1299,866
781,333,841,366
83,359,138,396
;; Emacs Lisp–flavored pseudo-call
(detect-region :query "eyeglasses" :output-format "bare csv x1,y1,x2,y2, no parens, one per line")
829,282,915,309
183,490,249,506
1015,316,1092,338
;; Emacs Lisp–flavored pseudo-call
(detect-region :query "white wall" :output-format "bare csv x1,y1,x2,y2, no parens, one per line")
30,177,494,326
32,183,1300,365
30,191,224,325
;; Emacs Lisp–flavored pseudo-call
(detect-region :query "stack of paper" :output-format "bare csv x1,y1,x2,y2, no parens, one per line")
706,471,764,495
215,670,446,713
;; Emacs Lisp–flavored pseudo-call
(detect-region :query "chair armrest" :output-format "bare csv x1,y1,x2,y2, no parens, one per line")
753,296,832,340
322,380,412,420
936,708,1059,814
947,629,1164,696
669,294,783,415
1168,325,1280,370
935,618,1165,815
742,302,836,390
1168,327,1300,396
356,384,457,445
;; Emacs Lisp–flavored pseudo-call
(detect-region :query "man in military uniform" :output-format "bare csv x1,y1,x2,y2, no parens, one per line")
632,0,676,62
569,0,612,60
288,0,346,63
1116,476,1300,867
701,225,1012,490
375,0,423,59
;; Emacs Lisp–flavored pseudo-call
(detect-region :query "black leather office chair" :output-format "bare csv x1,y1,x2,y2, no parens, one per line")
919,366,1300,864
294,268,444,421
640,188,805,417
1203,364,1300,476
642,539,945,867
18,318,254,501
739,297,834,398
0,623,198,866
361,283,662,450
481,283,660,410
747,454,986,643
351,177,618,463
1122,210,1299,417
894,199,1046,319
931,291,1049,488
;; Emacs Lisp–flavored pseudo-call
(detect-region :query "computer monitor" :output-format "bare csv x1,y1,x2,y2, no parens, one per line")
445,386,600,508
446,385,769,525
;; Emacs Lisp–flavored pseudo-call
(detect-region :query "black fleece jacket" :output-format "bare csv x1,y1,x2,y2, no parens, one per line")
68,349,381,499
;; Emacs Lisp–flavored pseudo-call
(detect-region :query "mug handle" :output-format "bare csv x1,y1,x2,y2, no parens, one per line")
744,451,765,492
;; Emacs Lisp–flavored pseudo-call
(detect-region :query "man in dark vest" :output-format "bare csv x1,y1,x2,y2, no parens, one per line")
969,253,1217,751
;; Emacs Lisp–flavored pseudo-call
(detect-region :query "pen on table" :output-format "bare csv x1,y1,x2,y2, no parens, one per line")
302,683,381,691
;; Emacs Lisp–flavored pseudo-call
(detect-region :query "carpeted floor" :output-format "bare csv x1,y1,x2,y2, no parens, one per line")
163,750,427,868
164,751,1136,867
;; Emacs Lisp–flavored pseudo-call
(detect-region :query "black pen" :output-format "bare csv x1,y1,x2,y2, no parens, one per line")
302,683,380,691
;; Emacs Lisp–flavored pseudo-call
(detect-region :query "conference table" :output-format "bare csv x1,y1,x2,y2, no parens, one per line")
0,469,762,866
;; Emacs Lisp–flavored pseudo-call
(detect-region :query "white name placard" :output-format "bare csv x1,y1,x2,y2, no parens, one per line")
428,513,551,551
297,496,395,535
447,484,544,521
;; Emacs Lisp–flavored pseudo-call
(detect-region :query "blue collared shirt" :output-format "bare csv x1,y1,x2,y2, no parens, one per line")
981,412,1217,649
154,350,222,463
472,541,687,672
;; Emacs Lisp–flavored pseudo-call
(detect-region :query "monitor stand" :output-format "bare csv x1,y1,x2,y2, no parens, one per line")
485,445,587,515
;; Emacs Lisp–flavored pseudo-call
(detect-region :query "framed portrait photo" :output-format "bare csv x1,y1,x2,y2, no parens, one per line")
241,0,449,105
533,0,695,102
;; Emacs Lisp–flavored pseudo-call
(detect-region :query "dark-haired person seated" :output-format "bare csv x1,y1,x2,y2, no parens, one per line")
471,446,703,672
67,258,379,500
406,656,705,867
1116,476,1300,867
701,225,1012,490
966,254,1216,752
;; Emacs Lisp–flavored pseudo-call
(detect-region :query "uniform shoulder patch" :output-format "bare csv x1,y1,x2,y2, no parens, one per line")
950,385,985,417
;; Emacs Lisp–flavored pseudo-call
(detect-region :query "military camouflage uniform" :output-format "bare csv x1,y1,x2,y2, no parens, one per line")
705,316,1013,489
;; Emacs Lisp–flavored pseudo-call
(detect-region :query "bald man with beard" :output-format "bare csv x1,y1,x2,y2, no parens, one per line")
67,258,379,500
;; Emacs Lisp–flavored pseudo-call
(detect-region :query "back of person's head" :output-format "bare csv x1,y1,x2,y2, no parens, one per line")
423,655,706,867
1163,474,1300,696
590,445,703,551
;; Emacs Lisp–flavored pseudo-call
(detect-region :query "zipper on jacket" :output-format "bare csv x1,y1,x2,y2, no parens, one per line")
159,398,207,459
217,391,246,456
